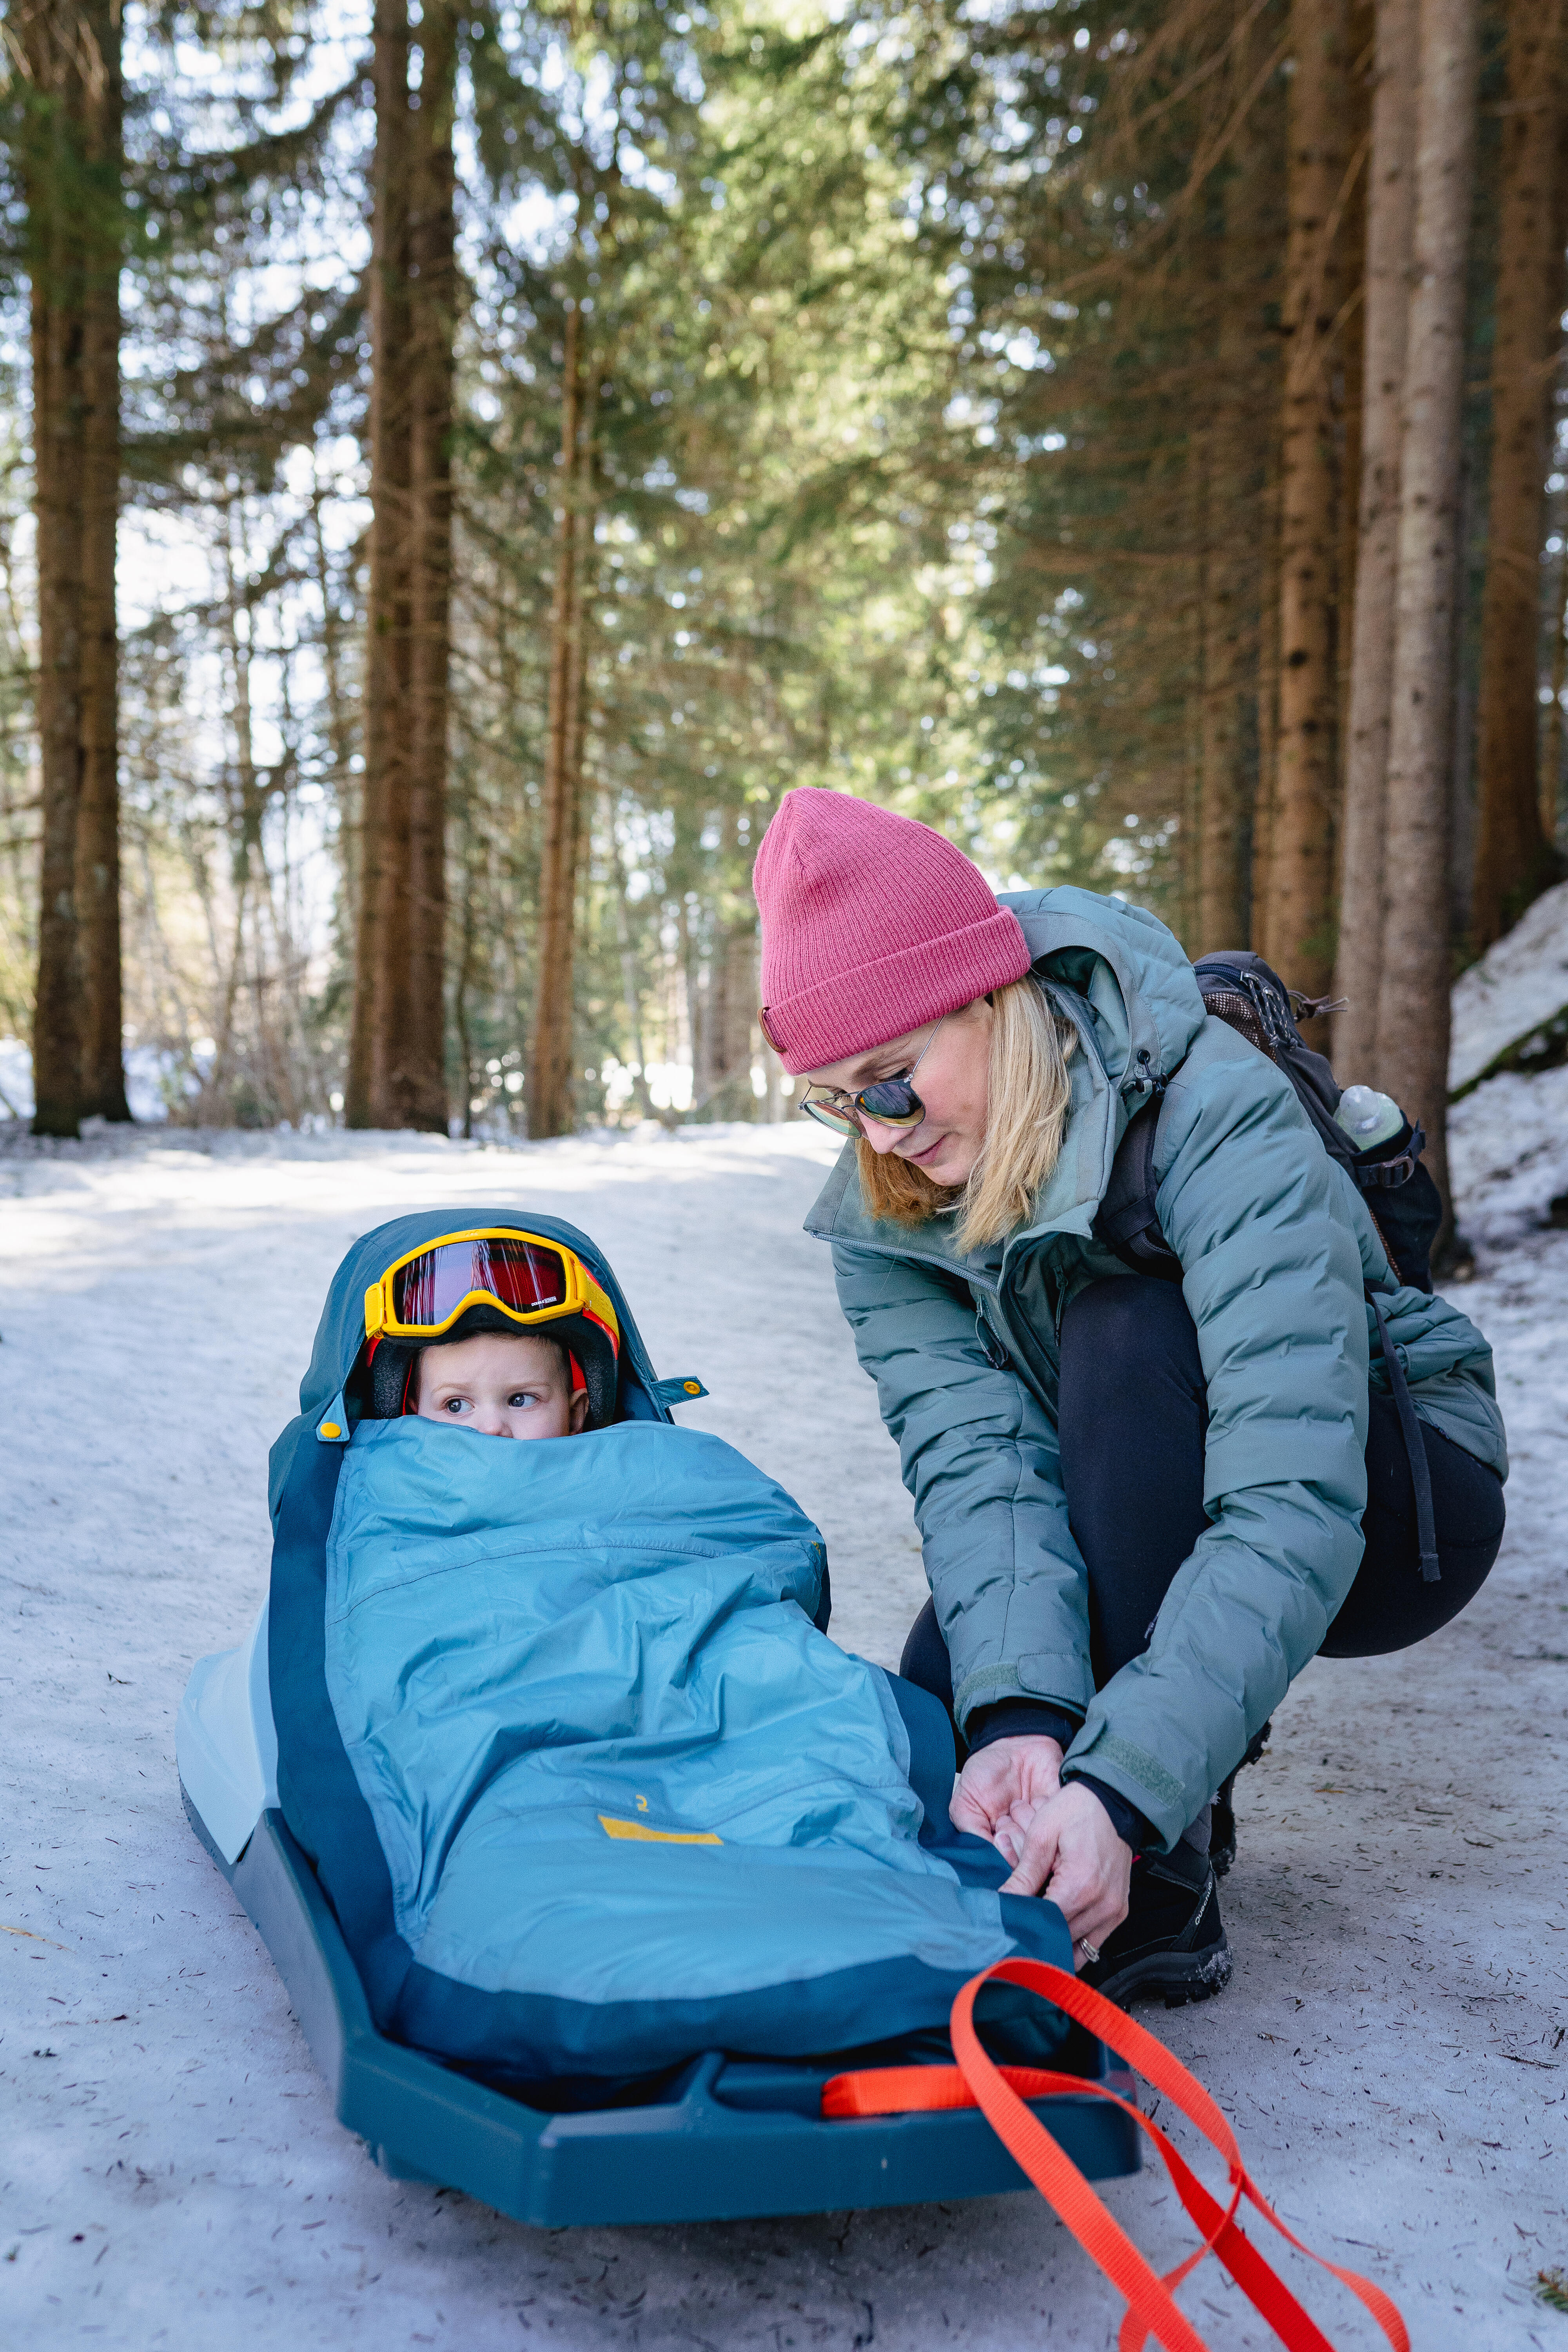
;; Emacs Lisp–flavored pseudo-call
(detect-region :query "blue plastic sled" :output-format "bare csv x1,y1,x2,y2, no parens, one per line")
184,1792,1139,2227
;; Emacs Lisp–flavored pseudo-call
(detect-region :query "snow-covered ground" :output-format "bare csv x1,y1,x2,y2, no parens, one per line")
2,1116,1566,2351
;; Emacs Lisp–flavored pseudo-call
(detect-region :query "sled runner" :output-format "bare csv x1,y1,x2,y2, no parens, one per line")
179,1208,1140,2226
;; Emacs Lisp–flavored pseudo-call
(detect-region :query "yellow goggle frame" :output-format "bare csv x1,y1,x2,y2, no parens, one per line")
363,1227,621,1354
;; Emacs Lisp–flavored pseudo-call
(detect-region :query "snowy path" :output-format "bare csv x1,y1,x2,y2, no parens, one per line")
2,1123,1565,2351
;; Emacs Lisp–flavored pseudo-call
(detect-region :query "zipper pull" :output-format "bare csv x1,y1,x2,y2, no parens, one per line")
975,1307,1011,1372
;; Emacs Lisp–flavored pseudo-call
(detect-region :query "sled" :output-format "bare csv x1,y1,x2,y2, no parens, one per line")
181,1785,1139,2227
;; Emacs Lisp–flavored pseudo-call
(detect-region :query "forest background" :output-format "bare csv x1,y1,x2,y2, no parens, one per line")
1,0,1564,1237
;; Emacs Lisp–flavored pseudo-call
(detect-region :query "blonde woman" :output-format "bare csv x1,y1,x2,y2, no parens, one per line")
753,789,1506,2004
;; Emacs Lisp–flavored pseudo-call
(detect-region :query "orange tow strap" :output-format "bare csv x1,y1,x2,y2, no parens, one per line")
822,1958,1409,2352
823,2062,1064,2117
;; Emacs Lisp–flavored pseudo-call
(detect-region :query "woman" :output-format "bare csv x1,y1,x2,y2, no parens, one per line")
753,789,1507,2005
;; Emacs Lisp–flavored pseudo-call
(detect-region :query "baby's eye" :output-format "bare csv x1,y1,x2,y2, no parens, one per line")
441,1396,468,1415
506,1390,539,1409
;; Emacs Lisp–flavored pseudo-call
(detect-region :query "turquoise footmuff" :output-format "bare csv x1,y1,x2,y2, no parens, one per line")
179,1209,1139,2221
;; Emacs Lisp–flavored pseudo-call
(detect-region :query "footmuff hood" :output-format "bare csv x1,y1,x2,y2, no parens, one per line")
261,1209,1074,2093
274,1210,679,1502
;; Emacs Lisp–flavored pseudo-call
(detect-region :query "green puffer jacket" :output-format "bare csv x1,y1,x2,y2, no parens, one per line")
805,886,1506,1852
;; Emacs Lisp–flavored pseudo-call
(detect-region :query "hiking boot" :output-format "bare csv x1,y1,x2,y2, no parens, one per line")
1210,1719,1272,1879
1081,1838,1231,2009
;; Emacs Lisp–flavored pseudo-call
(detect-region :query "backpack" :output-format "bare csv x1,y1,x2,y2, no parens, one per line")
1093,950,1442,1294
1091,949,1444,1583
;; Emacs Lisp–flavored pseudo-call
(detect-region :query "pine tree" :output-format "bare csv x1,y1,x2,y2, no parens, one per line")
1197,0,1285,951
1255,0,1352,994
1470,0,1566,947
528,295,595,1139
346,0,455,1133
15,0,128,1135
1376,0,1479,1216
1334,0,1417,1074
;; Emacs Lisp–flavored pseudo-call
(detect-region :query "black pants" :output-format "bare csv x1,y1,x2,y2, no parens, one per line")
902,1274,1505,1718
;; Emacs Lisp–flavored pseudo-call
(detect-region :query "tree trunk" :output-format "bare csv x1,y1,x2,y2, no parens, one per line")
1335,22,1370,780
453,826,479,1141
405,0,456,1133
1334,0,1419,1074
1197,0,1282,953
347,0,452,1132
1376,0,1479,1220
1470,0,1566,947
1261,0,1352,995
21,0,126,1136
75,8,126,1127
1251,449,1282,949
706,922,759,1119
347,0,412,1127
308,466,359,1068
528,306,595,1140
605,792,655,1120
1543,527,1568,844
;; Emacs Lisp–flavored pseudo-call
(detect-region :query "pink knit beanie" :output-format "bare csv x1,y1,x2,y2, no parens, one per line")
752,789,1034,1074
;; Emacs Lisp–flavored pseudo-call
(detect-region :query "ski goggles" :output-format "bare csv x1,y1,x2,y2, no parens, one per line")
363,1228,621,1353
796,1017,947,1141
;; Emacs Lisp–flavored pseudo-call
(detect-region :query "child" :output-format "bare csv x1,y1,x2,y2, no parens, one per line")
410,1328,588,1440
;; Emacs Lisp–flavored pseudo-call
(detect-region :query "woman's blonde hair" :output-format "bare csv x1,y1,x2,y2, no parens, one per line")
855,978,1077,1251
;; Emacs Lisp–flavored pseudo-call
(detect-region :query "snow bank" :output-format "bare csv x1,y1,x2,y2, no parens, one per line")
1449,1064,1568,1250
1450,877,1568,1094
1443,882,1568,1248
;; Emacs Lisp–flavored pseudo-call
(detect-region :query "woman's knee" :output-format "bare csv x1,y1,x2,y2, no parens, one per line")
1059,1275,1207,1432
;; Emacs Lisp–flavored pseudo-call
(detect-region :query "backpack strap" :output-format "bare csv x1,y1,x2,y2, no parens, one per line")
1356,1122,1425,1191
1093,1093,1183,1281
824,1962,1410,2352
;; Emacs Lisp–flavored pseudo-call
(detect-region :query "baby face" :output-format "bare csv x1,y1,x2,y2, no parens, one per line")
413,1331,588,1440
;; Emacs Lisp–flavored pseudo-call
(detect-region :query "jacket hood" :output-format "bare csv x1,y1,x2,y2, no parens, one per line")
805,886,1208,1270
1000,886,1207,1095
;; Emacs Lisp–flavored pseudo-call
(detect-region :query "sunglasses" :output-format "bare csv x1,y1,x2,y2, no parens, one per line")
364,1228,620,1352
797,1018,947,1140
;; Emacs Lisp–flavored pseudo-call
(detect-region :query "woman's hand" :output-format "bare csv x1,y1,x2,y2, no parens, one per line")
949,1735,1133,1959
949,1733,1064,1866
998,1782,1132,1960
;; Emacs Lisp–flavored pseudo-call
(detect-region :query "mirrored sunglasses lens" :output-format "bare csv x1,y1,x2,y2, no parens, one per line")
855,1081,923,1127
801,1098,859,1138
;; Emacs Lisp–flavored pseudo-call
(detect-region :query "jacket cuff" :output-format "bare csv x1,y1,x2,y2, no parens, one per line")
966,1699,1082,1753
952,1656,1096,1737
1062,1727,1189,1853
1071,1772,1153,1854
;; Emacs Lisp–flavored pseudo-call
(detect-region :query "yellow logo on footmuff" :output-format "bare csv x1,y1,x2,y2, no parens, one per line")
598,1814,722,1846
